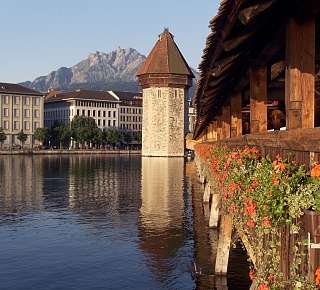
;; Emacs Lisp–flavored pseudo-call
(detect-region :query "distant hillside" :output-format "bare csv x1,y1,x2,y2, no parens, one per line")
20,47,199,97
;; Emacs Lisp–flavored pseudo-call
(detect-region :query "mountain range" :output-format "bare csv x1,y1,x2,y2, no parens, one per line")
20,48,198,95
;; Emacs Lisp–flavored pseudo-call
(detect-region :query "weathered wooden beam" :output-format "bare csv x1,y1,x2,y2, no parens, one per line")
210,54,241,77
203,182,211,203
238,0,276,25
221,105,231,139
215,215,233,274
231,92,243,137
271,60,285,81
285,18,315,129
250,67,268,133
223,31,255,52
209,193,220,228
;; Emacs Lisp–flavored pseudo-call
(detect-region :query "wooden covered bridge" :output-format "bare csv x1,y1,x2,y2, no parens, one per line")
191,0,320,289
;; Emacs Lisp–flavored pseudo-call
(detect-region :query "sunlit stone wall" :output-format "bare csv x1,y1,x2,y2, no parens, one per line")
142,87,186,157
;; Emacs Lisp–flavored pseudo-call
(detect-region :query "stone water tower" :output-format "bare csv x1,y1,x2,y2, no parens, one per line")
137,29,194,157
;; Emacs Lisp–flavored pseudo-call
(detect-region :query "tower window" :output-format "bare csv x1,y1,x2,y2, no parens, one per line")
158,90,161,98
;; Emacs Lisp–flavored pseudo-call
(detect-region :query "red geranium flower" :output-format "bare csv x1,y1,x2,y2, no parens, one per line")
258,283,269,290
249,270,255,281
262,217,272,228
246,219,256,229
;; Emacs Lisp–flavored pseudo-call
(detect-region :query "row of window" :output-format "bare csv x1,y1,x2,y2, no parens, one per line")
119,115,142,122
3,120,39,131
97,119,116,127
1,95,41,106
75,100,118,108
76,109,116,118
119,123,142,130
2,108,40,118
120,107,142,114
45,109,70,118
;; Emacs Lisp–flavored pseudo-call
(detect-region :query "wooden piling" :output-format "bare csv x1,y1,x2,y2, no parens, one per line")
215,214,233,274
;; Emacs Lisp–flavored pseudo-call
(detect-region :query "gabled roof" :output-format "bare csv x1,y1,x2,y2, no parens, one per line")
137,29,194,77
0,82,43,96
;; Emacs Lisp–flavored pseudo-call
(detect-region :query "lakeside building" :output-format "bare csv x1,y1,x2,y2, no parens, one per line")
188,104,196,134
44,90,120,129
44,89,143,138
114,91,142,137
0,82,44,148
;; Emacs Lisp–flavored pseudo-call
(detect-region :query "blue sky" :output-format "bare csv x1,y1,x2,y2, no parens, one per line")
0,0,219,83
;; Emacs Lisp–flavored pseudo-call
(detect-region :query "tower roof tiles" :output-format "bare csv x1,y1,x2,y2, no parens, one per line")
137,29,194,78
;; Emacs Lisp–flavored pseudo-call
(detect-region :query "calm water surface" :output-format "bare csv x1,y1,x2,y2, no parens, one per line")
0,155,250,290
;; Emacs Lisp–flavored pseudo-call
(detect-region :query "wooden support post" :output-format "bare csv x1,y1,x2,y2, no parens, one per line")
250,67,268,133
285,18,315,129
215,215,233,274
221,105,231,139
203,182,211,203
217,115,223,141
209,193,220,228
209,121,218,141
215,276,228,290
231,92,243,137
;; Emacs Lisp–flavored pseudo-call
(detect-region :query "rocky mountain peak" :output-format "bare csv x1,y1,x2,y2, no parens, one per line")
20,47,198,95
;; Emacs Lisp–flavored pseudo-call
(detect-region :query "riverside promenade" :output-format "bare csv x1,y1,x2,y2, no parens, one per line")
0,149,141,155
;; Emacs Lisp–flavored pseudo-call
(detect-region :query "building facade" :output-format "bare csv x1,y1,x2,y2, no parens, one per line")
137,29,194,157
114,91,142,136
0,83,44,148
44,90,120,129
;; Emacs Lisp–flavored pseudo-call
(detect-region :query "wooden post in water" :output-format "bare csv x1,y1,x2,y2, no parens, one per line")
209,193,220,228
215,214,233,274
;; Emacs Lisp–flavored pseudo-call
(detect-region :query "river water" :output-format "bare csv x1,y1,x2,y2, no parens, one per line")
0,155,251,290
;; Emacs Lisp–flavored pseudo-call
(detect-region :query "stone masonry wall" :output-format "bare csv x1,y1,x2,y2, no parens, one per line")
142,87,186,157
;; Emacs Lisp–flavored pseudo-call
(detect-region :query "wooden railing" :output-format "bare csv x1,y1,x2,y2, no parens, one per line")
201,128,320,167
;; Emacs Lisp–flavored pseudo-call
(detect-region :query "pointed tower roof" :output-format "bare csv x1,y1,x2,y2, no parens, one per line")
137,29,194,77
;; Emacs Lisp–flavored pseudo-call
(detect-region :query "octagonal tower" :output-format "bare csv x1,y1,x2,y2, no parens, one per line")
137,29,194,157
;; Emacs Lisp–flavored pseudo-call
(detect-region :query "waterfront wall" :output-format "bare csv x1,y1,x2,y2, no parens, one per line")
0,150,141,155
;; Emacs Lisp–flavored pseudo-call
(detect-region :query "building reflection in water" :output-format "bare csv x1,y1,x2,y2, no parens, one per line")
0,156,44,219
67,155,142,221
138,157,193,288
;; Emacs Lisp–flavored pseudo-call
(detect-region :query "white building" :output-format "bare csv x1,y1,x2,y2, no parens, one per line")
113,91,142,136
188,104,197,133
0,82,44,148
44,90,120,129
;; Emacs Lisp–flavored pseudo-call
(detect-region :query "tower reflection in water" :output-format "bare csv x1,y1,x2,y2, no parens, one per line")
139,157,194,289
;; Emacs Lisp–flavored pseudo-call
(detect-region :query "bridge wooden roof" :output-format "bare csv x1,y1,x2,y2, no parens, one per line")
193,0,320,139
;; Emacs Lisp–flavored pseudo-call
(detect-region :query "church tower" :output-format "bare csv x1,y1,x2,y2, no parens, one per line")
137,29,194,157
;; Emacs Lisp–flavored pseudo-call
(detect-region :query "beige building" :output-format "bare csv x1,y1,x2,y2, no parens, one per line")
114,91,142,136
0,82,44,148
137,29,194,157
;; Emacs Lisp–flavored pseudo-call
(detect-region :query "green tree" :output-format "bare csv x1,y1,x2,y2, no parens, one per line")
17,130,28,149
56,124,71,149
49,122,71,149
121,130,132,146
0,127,6,149
104,128,120,148
71,116,97,148
136,132,142,144
34,128,49,146
92,128,103,149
